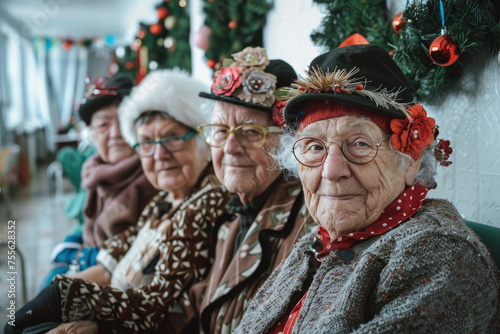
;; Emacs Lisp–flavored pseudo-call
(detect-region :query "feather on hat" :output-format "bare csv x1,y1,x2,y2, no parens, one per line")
119,69,209,146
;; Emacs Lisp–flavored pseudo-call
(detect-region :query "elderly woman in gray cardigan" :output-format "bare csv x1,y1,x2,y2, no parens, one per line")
234,45,499,334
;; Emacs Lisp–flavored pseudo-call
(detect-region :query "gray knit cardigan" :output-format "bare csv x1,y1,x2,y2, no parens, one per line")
234,199,499,333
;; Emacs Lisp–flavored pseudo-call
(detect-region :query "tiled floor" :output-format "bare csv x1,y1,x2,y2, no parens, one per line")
0,163,77,321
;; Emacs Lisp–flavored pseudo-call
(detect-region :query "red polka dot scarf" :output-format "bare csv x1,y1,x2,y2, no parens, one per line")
269,183,429,334
316,182,429,259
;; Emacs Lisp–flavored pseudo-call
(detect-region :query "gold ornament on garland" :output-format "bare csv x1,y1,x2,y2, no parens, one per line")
164,16,177,30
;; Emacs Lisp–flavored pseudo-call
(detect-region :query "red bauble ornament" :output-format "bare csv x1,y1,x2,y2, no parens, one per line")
228,20,237,29
392,12,406,34
150,23,163,35
207,59,216,69
157,7,169,20
62,39,73,51
429,31,460,67
137,29,146,39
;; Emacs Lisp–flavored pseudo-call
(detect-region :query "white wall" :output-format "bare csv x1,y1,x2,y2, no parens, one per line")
263,0,325,75
190,0,500,227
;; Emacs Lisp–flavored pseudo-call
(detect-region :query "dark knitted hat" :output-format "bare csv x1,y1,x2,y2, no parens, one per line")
283,44,414,131
78,74,134,125
199,47,297,117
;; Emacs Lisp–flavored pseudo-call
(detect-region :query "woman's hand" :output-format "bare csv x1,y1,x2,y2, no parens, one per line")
47,321,98,334
71,263,111,285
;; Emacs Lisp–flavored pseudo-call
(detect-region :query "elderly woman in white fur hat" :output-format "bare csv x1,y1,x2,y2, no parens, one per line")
5,70,231,334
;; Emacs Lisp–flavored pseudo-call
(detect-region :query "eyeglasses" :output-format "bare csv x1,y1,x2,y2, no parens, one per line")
197,124,282,149
133,130,196,157
292,133,391,167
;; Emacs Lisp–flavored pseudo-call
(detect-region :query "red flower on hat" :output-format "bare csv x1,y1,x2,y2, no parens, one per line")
435,139,453,167
212,67,242,96
272,100,287,128
390,104,435,160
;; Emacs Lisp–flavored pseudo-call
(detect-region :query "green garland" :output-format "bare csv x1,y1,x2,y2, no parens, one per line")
311,0,500,101
201,0,272,69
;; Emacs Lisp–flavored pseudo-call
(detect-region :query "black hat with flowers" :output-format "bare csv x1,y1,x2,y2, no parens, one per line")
283,44,414,131
199,47,296,126
282,44,455,167
78,74,134,125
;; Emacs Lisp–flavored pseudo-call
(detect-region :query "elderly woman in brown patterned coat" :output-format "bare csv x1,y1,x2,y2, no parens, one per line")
4,70,231,334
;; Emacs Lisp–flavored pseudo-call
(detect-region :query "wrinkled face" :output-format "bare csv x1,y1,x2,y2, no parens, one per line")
91,105,134,164
297,116,420,239
135,117,208,197
210,102,281,204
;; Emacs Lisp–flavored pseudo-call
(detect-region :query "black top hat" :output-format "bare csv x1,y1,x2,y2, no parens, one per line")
78,74,134,125
284,44,414,130
199,47,297,115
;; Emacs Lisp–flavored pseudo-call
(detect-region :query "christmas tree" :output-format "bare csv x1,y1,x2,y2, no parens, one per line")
116,1,191,83
199,0,272,71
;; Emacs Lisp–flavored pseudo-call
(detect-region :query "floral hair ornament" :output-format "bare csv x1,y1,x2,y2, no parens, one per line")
433,125,453,167
390,104,436,160
211,47,277,107
199,47,297,127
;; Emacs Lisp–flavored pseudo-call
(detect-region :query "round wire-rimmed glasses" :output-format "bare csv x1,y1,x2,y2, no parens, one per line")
197,124,283,149
292,133,391,167
133,129,197,157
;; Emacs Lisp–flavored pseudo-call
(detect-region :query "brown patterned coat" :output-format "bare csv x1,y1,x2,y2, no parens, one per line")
162,177,316,334
54,170,231,333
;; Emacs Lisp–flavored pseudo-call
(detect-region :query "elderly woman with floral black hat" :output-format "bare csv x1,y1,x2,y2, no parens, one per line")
159,47,314,334
234,44,499,334
4,70,231,334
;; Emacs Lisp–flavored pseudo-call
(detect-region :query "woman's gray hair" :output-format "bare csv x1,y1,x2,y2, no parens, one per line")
274,122,439,189
134,110,210,158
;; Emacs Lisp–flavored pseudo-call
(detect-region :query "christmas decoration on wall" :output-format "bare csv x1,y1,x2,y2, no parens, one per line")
392,12,406,34
392,0,409,34
429,28,460,66
311,0,500,101
116,1,191,82
200,0,272,71
428,1,460,66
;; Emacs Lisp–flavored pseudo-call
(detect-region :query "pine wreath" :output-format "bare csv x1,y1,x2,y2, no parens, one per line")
311,0,500,101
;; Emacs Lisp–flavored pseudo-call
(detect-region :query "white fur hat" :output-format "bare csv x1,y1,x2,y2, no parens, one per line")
119,69,209,146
